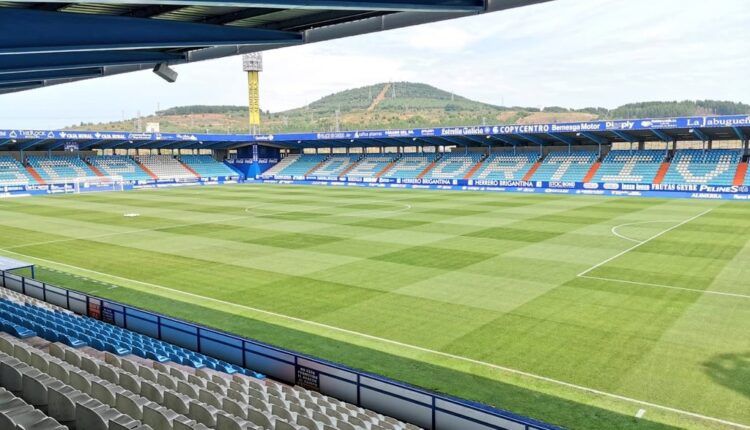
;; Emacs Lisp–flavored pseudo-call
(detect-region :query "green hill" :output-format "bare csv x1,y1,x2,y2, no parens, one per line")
66,82,750,133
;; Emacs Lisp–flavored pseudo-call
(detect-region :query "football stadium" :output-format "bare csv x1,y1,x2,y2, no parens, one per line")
0,1,748,430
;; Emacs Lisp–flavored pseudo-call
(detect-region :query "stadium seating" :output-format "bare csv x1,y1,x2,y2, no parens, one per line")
382,154,435,179
531,151,598,182
87,156,153,182
270,154,328,177
27,155,97,183
0,156,37,186
591,150,667,184
662,149,742,186
344,154,396,179
471,152,539,181
307,155,359,177
421,153,483,180
179,155,239,179
260,154,300,177
133,155,197,181
0,286,422,430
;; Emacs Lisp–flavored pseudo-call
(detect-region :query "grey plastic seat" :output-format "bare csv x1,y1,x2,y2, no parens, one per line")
188,399,217,427
247,409,273,429
140,380,164,403
115,392,150,421
297,414,322,430
0,406,42,429
13,344,32,364
164,390,190,416
138,366,158,384
47,385,87,423
75,400,121,430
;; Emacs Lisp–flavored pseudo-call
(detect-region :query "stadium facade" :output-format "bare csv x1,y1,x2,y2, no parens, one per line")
1,114,749,199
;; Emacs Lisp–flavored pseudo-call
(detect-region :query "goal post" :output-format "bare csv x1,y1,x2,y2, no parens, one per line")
71,175,125,194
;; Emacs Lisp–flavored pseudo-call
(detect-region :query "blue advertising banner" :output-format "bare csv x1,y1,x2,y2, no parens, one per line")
2,114,749,145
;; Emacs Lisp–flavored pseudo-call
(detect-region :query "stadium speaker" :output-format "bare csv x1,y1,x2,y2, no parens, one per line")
153,63,178,83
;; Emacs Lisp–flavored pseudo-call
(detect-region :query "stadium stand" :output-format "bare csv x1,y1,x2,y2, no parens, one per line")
87,156,153,182
261,154,300,178
133,155,197,181
178,155,239,179
383,154,436,179
308,155,359,177
0,286,422,430
421,153,483,180
662,149,742,185
531,151,598,182
0,156,37,186
471,152,539,181
271,154,328,177
344,154,396,179
591,150,667,184
27,155,97,183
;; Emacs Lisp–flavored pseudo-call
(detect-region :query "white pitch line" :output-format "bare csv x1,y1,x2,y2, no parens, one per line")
0,248,748,430
610,220,681,244
578,207,714,277
579,275,750,300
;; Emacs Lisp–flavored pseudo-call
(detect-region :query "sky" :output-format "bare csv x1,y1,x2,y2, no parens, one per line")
1,0,748,129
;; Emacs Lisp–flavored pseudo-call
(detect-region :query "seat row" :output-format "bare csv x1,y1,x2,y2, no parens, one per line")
264,150,748,185
0,299,261,377
0,286,421,430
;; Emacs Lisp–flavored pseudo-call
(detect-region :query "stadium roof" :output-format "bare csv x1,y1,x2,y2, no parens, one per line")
2,115,749,151
0,0,551,93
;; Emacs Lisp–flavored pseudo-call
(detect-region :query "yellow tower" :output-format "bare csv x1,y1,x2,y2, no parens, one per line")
242,53,263,134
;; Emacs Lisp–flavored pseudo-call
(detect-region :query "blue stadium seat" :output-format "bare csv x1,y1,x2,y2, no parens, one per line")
532,151,597,182
471,152,539,181
591,150,666,184
87,155,152,182
27,155,97,183
383,154,436,179
344,154,396,179
662,149,741,186
273,154,328,177
0,156,37,186
307,155,358,177
179,155,239,179
422,152,483,180
0,299,263,379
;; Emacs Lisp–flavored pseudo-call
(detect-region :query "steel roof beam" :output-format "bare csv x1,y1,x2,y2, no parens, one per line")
732,126,747,141
0,51,185,74
578,132,608,145
612,130,638,143
689,128,710,142
488,135,521,146
0,8,302,55
516,134,545,145
0,67,102,84
200,7,280,25
650,129,672,142
102,0,486,12
546,132,575,145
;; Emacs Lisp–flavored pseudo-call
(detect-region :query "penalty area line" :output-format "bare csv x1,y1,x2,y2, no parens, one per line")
0,249,747,429
578,207,714,277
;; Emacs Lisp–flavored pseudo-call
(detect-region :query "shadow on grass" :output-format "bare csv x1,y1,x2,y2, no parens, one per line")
22,267,683,430
704,352,750,400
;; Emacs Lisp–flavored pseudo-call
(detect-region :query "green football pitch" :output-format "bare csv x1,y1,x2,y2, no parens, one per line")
0,184,748,430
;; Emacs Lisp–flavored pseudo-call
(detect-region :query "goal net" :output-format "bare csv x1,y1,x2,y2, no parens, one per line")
69,176,125,194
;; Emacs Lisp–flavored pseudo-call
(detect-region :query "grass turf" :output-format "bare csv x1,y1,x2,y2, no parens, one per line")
0,184,748,430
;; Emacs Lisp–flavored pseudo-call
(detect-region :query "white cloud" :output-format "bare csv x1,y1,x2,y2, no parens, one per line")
0,0,747,129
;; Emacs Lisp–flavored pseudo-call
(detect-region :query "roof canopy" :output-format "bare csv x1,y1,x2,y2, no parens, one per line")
0,0,550,93
1,115,748,151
